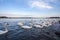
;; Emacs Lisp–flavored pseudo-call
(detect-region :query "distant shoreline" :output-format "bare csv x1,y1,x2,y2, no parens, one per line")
0,16,60,19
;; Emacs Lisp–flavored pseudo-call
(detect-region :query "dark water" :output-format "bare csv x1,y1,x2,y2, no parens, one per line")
0,18,60,40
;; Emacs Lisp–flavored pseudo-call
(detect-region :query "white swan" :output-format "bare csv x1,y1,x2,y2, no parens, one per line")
18,22,24,26
33,24,43,28
0,22,8,35
21,25,32,29
18,22,32,29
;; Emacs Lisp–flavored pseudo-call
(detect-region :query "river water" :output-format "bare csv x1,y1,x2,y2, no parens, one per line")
0,18,60,40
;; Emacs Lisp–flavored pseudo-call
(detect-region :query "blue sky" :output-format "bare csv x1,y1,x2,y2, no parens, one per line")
0,0,60,17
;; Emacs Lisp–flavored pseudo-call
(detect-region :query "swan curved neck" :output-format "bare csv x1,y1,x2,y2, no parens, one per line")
4,23,8,32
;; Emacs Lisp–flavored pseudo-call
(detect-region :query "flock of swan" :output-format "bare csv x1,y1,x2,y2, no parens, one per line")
0,19,60,37
17,19,60,29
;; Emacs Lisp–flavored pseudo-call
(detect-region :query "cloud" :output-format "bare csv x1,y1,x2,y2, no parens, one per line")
28,0,53,9
42,0,56,2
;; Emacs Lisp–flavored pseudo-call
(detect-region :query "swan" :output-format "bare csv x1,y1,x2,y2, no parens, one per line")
33,24,43,28
21,25,32,29
0,22,8,35
18,22,24,26
18,22,32,29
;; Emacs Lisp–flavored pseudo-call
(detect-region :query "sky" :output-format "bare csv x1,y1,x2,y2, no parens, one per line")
0,0,60,17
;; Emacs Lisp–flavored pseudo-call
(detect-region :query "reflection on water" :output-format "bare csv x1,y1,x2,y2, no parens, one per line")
0,18,60,40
